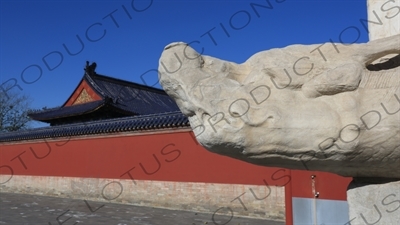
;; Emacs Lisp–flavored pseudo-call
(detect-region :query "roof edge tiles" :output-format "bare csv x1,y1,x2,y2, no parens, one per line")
0,111,190,143
28,100,107,121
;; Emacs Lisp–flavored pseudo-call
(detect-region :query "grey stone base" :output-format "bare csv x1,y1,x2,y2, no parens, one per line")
0,175,285,221
347,178,400,224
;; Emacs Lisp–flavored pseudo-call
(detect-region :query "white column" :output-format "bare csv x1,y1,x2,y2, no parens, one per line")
367,0,400,40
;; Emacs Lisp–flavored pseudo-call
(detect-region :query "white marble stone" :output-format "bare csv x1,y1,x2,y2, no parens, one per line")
367,0,400,41
158,35,400,178
159,3,400,223
347,179,400,224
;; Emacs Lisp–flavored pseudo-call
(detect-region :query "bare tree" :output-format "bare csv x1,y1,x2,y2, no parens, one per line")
0,86,32,132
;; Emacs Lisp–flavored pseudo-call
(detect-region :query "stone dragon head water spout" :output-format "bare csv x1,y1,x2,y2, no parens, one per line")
158,34,400,178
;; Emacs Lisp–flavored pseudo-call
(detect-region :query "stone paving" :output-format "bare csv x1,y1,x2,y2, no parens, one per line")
0,192,285,225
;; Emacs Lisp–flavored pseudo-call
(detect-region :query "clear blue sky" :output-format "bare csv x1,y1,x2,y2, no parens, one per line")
0,0,369,127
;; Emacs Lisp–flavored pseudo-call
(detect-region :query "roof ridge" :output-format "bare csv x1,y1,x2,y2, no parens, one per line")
0,111,188,143
89,73,167,94
84,72,110,98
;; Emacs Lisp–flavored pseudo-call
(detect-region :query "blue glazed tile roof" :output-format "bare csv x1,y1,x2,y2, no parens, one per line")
28,72,180,122
0,111,189,143
87,73,180,115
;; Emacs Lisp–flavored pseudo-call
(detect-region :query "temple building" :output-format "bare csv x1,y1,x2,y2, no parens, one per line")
29,62,181,126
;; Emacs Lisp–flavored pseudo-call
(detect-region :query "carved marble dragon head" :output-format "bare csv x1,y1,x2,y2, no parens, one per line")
158,35,400,178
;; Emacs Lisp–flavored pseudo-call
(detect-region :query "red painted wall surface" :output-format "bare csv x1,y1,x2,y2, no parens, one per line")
289,170,351,200
0,131,287,186
0,130,350,198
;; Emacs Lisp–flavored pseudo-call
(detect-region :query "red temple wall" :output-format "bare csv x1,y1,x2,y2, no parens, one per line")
0,130,287,185
0,129,351,198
